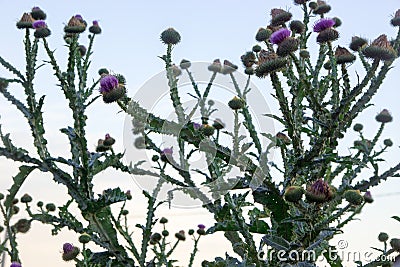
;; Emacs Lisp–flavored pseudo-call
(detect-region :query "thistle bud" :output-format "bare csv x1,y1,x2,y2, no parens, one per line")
208,59,222,73
353,123,363,132
179,59,191,69
188,229,195,235
332,17,342,28
270,8,292,27
363,191,374,203
121,210,129,215
284,186,304,202
32,20,51,38
390,238,400,251
98,68,109,76
343,190,363,205
363,35,397,61
31,7,47,20
79,233,91,244
126,190,132,200
160,217,168,224
349,36,368,51
299,49,310,59
255,28,271,42
89,20,102,34
62,243,80,261
294,0,309,4
384,139,393,147
305,179,334,203
222,60,238,75
16,13,34,29
64,15,87,34
244,67,254,75
375,109,393,123
21,193,33,203
14,218,31,233
255,51,287,77
175,230,186,241
313,0,331,15
309,2,318,9
134,136,146,149
252,45,262,53
160,28,181,45
391,10,400,27
378,232,389,242
162,230,169,236
151,155,159,162
241,52,256,68
228,96,245,110
0,79,8,92
212,119,225,130
335,46,356,64
290,20,305,34
78,45,87,57
201,124,215,137
46,203,56,212
170,64,182,76
149,233,162,245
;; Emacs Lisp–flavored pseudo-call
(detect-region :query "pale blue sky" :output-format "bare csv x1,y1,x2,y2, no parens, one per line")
1,1,400,266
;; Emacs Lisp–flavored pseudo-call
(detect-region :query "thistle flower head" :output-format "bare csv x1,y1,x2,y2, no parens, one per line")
89,20,102,34
363,34,397,61
313,18,335,32
391,9,400,27
32,20,47,29
160,28,181,45
363,191,374,203
62,243,80,261
241,51,256,68
198,224,206,229
31,6,46,20
270,8,292,26
222,60,238,74
99,75,119,93
16,13,34,29
375,109,393,123
193,122,201,130
10,262,22,267
63,243,74,254
161,147,173,155
305,179,334,203
349,36,368,51
208,59,222,73
335,46,356,64
270,28,291,44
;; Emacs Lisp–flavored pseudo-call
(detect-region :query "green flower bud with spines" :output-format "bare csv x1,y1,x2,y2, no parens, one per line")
98,68,109,76
121,210,129,215
160,217,168,224
212,119,225,130
344,190,363,205
390,10,400,27
197,229,206,235
317,28,339,43
162,230,169,236
21,193,33,203
378,232,389,242
390,238,400,251
79,233,91,244
160,28,181,45
332,17,342,27
151,155,159,162
384,139,393,147
31,7,47,20
353,123,363,132
12,206,20,215
270,9,292,27
188,229,195,235
175,230,186,241
149,233,162,245
244,67,254,75
375,109,393,123
134,136,146,149
313,1,331,15
284,186,304,202
228,96,245,110
349,36,368,51
201,124,215,137
179,59,191,69
37,201,43,207
252,45,262,53
14,218,31,233
277,37,299,57
290,20,305,34
309,2,317,9
255,28,271,42
46,203,56,212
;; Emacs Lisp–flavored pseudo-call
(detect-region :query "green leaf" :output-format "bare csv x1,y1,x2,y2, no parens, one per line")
206,221,239,234
88,188,127,211
4,165,36,207
248,220,270,234
392,216,400,223
261,234,290,251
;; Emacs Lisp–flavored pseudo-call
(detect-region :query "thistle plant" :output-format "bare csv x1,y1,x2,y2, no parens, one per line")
0,1,400,267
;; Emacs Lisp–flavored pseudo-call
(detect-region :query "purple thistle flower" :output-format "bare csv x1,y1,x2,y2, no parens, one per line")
198,224,206,229
193,123,201,130
32,20,47,29
10,262,22,267
313,18,335,33
32,6,40,11
93,20,99,26
270,28,291,45
74,14,83,20
99,75,118,93
161,147,173,155
63,243,74,253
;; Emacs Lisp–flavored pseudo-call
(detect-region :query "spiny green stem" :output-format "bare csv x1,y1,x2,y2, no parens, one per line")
327,42,339,109
188,236,201,267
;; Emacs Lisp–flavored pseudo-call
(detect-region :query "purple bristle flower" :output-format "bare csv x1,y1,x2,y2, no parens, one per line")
32,7,40,11
99,75,118,93
32,20,46,29
10,262,22,267
161,147,173,155
63,243,74,253
74,14,83,20
193,123,201,130
270,28,291,45
198,224,206,229
93,20,99,26
313,18,335,32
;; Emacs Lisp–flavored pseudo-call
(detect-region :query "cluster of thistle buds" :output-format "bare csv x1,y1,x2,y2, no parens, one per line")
96,133,115,152
16,7,101,40
284,179,372,205
240,2,400,77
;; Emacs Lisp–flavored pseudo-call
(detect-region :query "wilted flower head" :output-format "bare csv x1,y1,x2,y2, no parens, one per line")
270,8,292,26
313,18,335,32
305,179,334,203
363,34,397,61
270,28,291,44
161,147,173,155
32,20,47,29
363,191,374,203
335,46,356,64
99,75,118,93
375,109,393,123
16,13,34,29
